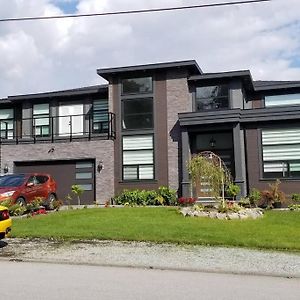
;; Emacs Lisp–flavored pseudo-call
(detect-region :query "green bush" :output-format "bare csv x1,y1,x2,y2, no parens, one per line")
288,204,300,211
157,186,177,205
291,193,300,202
249,188,261,207
112,186,177,206
226,183,240,199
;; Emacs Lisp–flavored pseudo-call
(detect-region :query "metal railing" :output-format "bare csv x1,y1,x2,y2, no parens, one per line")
0,112,116,144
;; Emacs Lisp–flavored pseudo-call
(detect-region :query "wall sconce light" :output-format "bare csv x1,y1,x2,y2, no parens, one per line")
48,147,55,153
3,164,9,174
97,160,104,173
209,137,216,148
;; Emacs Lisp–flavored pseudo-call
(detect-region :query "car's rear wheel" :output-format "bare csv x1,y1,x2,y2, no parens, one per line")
47,193,57,210
16,197,26,206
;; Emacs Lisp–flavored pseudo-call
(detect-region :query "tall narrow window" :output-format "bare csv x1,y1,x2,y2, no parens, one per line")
262,128,300,178
196,85,229,111
93,99,108,133
0,109,14,139
33,104,50,137
122,135,154,180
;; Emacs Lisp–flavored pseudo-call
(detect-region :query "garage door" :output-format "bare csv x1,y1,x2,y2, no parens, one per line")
14,159,95,205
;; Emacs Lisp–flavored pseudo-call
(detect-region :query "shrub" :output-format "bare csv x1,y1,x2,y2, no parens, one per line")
291,193,300,203
226,183,240,199
248,188,261,207
288,204,300,211
112,188,174,206
26,197,44,212
157,186,177,205
218,200,241,213
177,197,196,207
259,180,286,208
238,197,250,208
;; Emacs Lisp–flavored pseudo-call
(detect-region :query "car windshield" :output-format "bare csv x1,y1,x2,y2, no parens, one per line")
0,175,26,187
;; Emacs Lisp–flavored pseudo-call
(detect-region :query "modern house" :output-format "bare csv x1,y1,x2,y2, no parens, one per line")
1,60,300,204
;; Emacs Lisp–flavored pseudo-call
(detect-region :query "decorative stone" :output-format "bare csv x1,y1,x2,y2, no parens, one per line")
227,213,239,220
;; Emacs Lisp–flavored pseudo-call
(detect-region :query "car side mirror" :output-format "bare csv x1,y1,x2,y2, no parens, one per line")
26,182,34,187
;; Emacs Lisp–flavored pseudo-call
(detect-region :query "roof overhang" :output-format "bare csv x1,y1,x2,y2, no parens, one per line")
97,60,202,81
6,84,108,102
188,70,254,92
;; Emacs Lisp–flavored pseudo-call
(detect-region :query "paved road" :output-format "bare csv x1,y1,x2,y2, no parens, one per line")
1,261,300,300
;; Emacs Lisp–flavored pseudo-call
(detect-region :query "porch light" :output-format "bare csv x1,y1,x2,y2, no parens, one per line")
209,137,216,148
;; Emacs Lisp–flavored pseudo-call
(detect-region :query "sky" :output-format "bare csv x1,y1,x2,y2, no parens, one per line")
0,0,300,98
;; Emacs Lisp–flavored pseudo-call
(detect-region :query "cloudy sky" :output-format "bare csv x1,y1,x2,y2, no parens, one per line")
0,0,299,98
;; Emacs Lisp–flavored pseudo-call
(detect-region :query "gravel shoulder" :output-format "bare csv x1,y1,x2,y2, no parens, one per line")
1,238,300,278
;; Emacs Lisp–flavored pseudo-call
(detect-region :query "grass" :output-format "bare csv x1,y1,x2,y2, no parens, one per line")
11,207,300,251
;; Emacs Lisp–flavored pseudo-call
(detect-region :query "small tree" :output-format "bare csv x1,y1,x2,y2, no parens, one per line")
71,185,84,206
188,151,232,206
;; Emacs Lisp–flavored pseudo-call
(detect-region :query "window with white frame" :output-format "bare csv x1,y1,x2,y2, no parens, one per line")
0,109,14,139
265,94,300,107
122,135,154,180
33,104,50,137
262,128,300,178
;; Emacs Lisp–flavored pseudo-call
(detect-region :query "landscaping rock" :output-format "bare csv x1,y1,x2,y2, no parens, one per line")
179,207,264,220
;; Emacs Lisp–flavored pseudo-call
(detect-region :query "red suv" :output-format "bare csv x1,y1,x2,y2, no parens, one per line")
0,173,57,209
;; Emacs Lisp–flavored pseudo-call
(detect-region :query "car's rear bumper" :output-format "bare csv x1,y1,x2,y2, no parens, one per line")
0,219,12,239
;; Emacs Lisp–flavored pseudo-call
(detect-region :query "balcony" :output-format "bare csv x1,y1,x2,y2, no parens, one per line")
0,112,116,144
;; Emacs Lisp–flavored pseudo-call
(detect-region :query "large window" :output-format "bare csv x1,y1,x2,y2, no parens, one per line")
93,99,108,133
0,109,14,139
265,94,300,107
122,98,153,130
196,85,229,111
262,128,300,178
33,104,50,137
122,135,154,180
122,77,152,95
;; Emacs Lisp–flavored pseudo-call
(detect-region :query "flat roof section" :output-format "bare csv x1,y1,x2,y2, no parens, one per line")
97,60,202,80
6,84,108,102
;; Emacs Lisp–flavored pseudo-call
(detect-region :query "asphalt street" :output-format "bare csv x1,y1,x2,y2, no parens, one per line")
1,261,300,300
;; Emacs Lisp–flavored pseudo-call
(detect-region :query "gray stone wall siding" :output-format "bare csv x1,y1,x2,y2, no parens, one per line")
166,70,192,191
1,140,114,204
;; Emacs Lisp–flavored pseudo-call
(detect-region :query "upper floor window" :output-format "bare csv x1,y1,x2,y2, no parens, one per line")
92,99,109,133
33,104,50,137
196,85,229,111
265,93,300,107
122,98,153,130
262,128,300,178
0,108,14,139
122,77,153,95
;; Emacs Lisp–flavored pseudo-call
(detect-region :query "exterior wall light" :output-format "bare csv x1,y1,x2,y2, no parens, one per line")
3,164,9,174
209,137,216,148
97,160,104,173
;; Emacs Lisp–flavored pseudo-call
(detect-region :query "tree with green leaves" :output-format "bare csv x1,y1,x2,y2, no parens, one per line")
188,151,232,206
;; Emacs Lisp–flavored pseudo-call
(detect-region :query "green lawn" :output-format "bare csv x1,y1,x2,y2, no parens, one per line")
11,207,300,251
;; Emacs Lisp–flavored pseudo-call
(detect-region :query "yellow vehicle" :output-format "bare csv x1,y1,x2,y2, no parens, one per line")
0,205,12,239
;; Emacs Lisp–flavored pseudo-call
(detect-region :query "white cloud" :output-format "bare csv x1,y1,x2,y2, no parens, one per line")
0,0,300,98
